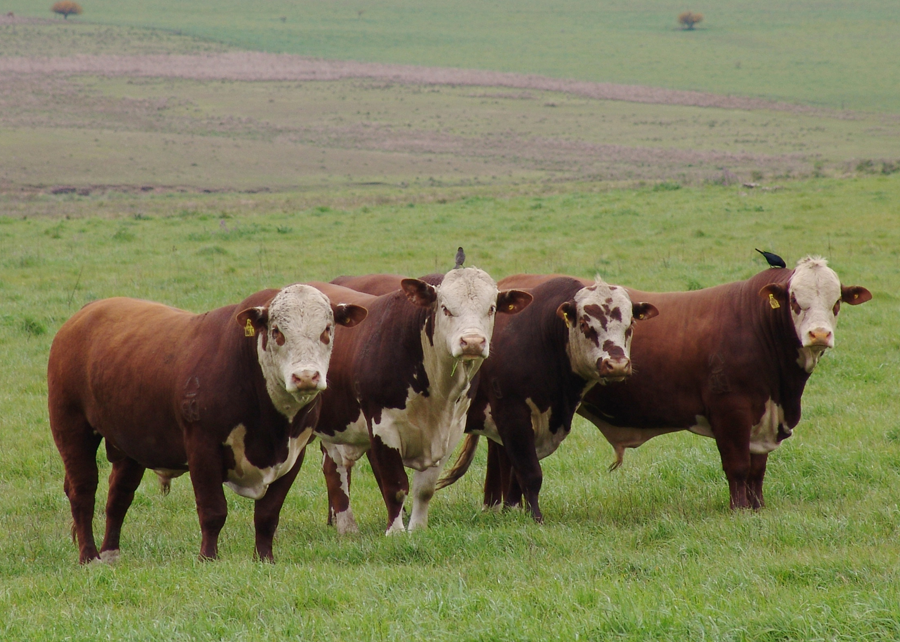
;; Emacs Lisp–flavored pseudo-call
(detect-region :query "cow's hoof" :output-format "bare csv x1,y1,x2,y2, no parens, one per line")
334,511,359,535
99,549,121,564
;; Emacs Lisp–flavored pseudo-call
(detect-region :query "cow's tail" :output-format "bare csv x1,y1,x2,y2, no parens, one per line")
436,434,480,490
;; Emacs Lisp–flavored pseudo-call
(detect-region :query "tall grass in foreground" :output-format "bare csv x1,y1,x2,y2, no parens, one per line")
1,176,898,639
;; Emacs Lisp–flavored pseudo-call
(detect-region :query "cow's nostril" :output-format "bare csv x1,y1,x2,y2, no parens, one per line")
292,370,320,390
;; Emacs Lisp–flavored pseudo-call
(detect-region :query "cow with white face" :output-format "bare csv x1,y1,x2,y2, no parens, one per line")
579,256,872,510
310,267,533,535
47,284,367,563
437,275,658,522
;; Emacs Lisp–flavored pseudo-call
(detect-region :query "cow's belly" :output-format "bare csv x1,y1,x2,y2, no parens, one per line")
223,423,313,500
372,391,471,471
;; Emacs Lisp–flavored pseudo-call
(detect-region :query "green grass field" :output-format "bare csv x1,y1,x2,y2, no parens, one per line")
6,0,900,112
1,176,899,639
2,2,899,638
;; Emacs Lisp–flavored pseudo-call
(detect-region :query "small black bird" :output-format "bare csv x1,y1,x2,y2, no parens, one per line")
756,248,786,269
454,246,465,269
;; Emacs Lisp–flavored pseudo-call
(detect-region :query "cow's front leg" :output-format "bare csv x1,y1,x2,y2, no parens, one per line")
368,434,409,535
186,445,228,560
747,452,768,509
494,403,544,522
408,464,443,531
711,410,753,510
483,439,505,509
321,442,359,535
253,446,306,562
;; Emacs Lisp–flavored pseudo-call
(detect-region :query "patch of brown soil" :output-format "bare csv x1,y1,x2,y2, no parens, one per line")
0,51,838,116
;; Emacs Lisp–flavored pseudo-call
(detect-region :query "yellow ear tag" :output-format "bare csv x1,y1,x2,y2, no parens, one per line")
768,293,780,309
564,316,571,329
508,304,515,311
244,319,256,337
853,293,859,299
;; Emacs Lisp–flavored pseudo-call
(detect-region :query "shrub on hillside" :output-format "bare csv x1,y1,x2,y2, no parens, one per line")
51,1,82,19
678,11,703,30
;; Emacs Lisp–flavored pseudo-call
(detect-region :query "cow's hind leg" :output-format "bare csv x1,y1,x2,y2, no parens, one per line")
50,410,103,564
495,404,543,523
321,443,359,535
100,452,145,563
748,453,768,509
483,440,504,509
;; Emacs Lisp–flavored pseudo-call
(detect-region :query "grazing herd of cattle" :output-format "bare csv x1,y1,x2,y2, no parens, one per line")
47,250,871,563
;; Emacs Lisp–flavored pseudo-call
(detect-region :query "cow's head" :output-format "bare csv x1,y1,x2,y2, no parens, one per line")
237,284,368,418
400,267,532,362
557,278,659,382
758,256,871,372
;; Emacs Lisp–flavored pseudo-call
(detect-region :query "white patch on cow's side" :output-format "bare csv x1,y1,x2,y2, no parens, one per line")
470,405,502,444
99,549,120,564
223,423,312,500
256,284,336,420
750,398,788,454
689,415,714,438
786,257,842,373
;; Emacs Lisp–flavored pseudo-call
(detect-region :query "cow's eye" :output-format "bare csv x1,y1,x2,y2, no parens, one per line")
489,305,496,316
442,305,453,317
271,326,285,346
832,300,841,316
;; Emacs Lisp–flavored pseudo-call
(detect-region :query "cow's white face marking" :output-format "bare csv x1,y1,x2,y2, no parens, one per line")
223,423,313,499
750,398,789,454
432,267,501,362
249,284,336,419
786,257,843,372
562,279,645,382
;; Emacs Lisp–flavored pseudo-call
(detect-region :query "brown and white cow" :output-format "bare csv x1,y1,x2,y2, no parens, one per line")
578,257,871,509
436,275,657,522
47,285,367,563
310,268,532,535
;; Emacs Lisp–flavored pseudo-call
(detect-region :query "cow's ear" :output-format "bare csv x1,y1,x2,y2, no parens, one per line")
237,306,269,350
841,285,872,305
497,289,533,315
632,302,659,321
556,301,577,328
401,278,437,307
333,303,368,327
758,284,787,310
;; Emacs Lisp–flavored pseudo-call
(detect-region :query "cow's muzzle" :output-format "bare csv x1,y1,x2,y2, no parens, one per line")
291,369,324,392
458,333,488,360
805,327,833,349
598,356,631,381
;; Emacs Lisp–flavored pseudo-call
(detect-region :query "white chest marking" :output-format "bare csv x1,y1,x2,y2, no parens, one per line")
526,399,568,460
750,398,788,454
223,423,312,500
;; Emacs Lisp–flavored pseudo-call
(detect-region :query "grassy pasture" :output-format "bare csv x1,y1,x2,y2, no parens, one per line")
1,176,899,639
5,0,900,112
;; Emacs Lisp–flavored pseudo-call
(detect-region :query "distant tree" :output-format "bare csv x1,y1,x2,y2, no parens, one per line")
678,11,703,30
51,1,82,19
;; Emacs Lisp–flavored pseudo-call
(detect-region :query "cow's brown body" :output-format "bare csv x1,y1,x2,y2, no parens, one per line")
575,265,870,509
47,290,339,563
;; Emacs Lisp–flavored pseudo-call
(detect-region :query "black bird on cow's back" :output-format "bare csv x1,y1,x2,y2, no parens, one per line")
455,247,465,269
756,248,786,269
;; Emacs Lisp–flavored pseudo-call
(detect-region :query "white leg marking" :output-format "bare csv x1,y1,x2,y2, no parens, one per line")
333,509,359,535
408,465,443,531
386,513,406,536
99,549,120,564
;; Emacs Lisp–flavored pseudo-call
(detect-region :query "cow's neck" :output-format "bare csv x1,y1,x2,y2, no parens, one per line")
746,274,811,427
